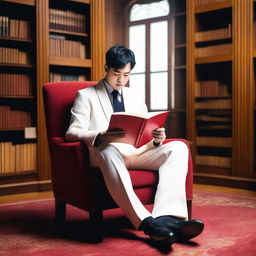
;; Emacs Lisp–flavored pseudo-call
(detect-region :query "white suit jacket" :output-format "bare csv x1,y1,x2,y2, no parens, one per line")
66,79,154,167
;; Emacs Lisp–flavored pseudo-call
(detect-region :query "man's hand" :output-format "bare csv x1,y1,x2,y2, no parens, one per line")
94,128,126,147
152,127,166,144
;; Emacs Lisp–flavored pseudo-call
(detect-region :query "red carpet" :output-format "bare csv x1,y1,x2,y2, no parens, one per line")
0,189,255,256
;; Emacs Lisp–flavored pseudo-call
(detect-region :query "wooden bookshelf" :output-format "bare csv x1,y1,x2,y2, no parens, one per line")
187,0,256,189
170,0,187,139
0,0,106,195
0,0,36,181
195,0,232,13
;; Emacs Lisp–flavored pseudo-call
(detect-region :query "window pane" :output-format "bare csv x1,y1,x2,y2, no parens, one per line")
150,21,168,72
129,25,146,73
150,72,168,110
130,0,169,22
129,73,146,104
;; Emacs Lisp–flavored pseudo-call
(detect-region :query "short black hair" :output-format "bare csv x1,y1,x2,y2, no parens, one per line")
105,45,136,71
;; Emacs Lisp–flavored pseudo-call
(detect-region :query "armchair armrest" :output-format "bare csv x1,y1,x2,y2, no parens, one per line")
48,137,94,209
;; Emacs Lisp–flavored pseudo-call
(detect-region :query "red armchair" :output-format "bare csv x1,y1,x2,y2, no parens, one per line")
43,81,193,242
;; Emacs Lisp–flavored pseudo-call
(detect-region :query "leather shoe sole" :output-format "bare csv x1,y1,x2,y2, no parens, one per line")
150,233,176,245
175,220,204,241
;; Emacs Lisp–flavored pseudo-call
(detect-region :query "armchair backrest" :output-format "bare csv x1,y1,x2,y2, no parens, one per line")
43,81,97,139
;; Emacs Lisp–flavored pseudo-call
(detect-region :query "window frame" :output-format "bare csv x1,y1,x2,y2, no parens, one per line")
125,0,175,111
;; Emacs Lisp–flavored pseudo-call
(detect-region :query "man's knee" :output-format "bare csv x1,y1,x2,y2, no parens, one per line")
167,140,189,155
97,145,123,167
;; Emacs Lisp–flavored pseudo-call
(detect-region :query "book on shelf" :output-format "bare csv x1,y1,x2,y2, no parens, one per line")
0,142,37,174
0,47,30,64
0,73,32,96
108,111,169,148
197,136,232,147
195,43,232,58
50,72,86,82
195,80,230,97
196,154,231,168
49,35,86,58
49,9,86,33
0,106,32,128
195,98,232,109
0,16,31,39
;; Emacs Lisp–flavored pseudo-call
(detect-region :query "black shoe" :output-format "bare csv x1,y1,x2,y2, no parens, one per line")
139,217,176,244
155,216,204,241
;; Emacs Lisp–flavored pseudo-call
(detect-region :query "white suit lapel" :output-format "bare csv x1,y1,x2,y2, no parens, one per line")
96,80,113,122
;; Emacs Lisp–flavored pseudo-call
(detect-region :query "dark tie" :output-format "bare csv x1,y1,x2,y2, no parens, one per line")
112,90,124,112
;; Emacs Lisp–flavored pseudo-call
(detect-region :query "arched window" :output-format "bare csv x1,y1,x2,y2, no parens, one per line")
128,0,174,110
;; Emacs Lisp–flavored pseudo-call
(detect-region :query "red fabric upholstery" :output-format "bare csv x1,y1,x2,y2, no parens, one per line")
43,81,193,214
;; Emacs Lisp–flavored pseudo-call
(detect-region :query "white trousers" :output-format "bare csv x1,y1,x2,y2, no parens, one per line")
96,140,189,229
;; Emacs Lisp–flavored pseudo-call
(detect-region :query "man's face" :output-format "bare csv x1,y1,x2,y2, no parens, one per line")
105,63,131,91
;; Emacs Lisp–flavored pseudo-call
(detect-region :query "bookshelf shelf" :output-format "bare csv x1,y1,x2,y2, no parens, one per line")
0,127,28,131
69,0,90,4
195,0,232,14
0,63,34,68
49,29,89,38
49,56,92,67
0,96,34,99
0,170,37,178
195,55,232,64
195,96,232,99
0,0,35,6
0,36,33,43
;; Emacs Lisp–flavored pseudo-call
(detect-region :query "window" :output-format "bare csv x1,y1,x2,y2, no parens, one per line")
128,0,174,110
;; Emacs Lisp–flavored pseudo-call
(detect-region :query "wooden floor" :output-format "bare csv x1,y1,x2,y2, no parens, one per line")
0,184,255,205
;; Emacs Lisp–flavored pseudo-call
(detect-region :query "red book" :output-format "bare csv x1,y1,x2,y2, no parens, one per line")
108,111,169,148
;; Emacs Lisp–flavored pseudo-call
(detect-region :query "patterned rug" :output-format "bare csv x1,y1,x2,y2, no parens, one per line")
0,189,255,256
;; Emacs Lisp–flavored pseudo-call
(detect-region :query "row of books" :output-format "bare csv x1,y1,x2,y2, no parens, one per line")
195,80,230,97
0,142,36,174
195,43,232,58
0,106,32,128
49,36,86,58
197,136,232,147
0,73,32,96
50,72,86,82
196,99,232,109
195,0,226,6
0,47,30,64
196,114,231,122
195,25,232,43
49,8,86,33
196,155,231,168
0,16,31,39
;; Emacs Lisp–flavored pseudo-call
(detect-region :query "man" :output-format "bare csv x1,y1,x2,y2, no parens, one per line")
66,45,204,245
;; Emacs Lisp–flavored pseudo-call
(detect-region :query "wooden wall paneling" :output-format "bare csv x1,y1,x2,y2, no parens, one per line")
105,0,128,49
91,0,106,81
186,0,197,157
232,0,254,178
36,0,51,181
